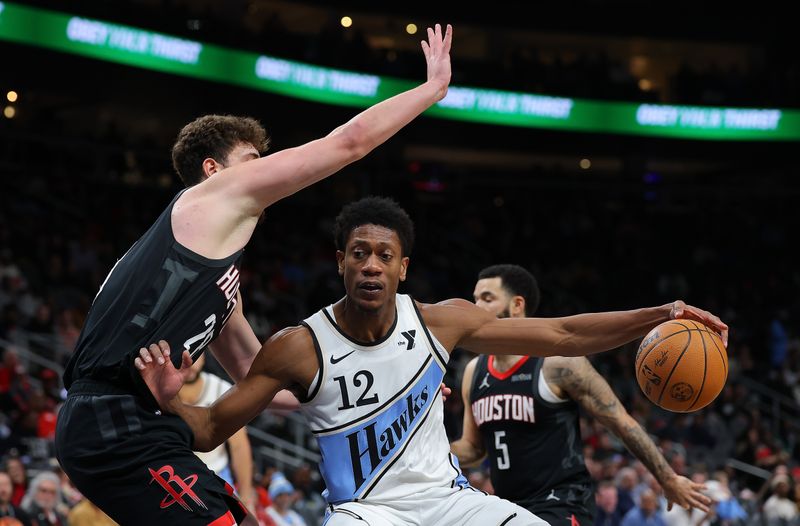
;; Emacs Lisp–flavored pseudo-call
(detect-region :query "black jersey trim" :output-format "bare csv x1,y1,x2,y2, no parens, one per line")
311,354,433,435
410,299,449,371
469,355,490,405
321,307,398,347
171,241,243,268
499,513,518,525
359,384,440,499
299,322,324,404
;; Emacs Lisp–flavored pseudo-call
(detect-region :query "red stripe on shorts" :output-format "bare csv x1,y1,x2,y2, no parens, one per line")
208,510,236,526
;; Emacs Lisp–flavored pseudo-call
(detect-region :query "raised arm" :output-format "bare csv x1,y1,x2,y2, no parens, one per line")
422,299,727,357
135,326,314,451
177,25,453,258
543,355,711,512
450,357,487,467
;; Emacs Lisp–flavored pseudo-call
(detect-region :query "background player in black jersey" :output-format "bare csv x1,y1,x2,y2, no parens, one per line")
54,25,454,526
449,264,712,526
134,197,726,526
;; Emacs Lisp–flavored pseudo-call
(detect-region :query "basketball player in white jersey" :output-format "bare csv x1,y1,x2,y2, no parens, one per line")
135,197,728,526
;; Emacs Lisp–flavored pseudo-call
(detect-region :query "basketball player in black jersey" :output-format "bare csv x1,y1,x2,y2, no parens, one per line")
134,197,726,525
54,25,454,526
450,264,712,526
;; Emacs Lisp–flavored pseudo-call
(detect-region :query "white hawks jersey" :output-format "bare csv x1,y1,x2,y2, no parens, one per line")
299,294,468,505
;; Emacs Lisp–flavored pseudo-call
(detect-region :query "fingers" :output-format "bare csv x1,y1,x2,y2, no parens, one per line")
134,340,171,370
181,350,193,369
443,24,453,53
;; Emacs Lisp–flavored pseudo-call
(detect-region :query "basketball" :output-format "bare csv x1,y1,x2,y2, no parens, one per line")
635,319,728,412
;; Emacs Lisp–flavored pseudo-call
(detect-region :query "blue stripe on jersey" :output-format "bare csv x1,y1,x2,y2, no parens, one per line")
448,453,469,489
317,359,444,504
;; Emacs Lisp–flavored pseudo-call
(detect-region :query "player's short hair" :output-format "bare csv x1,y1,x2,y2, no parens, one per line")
171,114,270,187
334,196,415,256
478,264,540,316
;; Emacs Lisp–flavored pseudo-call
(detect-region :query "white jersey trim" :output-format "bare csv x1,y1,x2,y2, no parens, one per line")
538,368,569,403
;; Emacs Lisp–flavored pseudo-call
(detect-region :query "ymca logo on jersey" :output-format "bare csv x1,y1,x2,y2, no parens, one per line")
397,329,416,350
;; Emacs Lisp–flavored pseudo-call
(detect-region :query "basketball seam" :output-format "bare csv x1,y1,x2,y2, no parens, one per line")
686,322,709,411
656,329,693,406
703,327,728,379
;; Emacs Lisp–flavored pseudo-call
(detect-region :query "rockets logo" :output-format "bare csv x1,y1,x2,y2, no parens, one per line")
148,465,208,512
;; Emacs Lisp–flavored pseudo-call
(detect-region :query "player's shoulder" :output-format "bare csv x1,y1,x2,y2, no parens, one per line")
415,298,492,326
542,354,593,380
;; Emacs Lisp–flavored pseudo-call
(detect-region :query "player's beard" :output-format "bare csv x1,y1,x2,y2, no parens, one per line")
496,306,511,319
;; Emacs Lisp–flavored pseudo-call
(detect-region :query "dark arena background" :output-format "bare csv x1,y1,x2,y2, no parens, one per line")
1,1,798,525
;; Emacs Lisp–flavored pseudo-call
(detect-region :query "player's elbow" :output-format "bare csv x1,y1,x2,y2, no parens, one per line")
336,119,371,161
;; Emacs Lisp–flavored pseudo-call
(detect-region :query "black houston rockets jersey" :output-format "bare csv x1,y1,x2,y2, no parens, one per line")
469,354,592,503
299,294,469,504
64,191,243,396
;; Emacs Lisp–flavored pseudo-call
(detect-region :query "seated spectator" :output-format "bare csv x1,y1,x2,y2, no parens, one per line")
2,460,26,508
266,474,306,526
0,470,31,526
20,472,66,526
621,488,666,526
595,479,623,526
763,474,799,523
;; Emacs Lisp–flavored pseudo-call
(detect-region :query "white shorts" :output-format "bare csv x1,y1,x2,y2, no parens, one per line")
323,486,549,526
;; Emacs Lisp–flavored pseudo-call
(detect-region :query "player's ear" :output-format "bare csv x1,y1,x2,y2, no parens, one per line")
201,157,224,180
511,295,526,317
336,250,345,275
399,257,410,281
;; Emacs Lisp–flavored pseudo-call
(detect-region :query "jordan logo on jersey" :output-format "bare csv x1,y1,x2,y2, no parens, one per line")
479,373,490,389
346,385,430,489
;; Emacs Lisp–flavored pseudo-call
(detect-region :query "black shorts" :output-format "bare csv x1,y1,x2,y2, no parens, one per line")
55,380,248,526
521,485,596,526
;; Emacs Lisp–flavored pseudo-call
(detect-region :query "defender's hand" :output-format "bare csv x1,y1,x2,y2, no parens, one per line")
421,23,453,100
662,474,711,513
134,340,193,411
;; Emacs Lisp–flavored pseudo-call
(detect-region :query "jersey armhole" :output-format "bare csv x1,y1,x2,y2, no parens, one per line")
299,322,324,404
538,371,570,404
409,298,449,371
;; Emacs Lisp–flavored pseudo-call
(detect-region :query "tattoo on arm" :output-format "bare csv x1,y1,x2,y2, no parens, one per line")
617,420,672,483
549,357,672,483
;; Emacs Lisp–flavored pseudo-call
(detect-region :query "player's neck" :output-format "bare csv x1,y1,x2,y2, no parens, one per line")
492,354,526,373
334,296,397,344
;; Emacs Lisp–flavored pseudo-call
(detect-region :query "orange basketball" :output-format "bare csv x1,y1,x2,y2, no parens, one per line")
635,319,728,412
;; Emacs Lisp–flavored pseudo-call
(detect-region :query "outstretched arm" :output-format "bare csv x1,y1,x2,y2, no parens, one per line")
544,355,711,512
135,327,314,451
178,24,454,259
450,358,487,467
423,299,728,357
